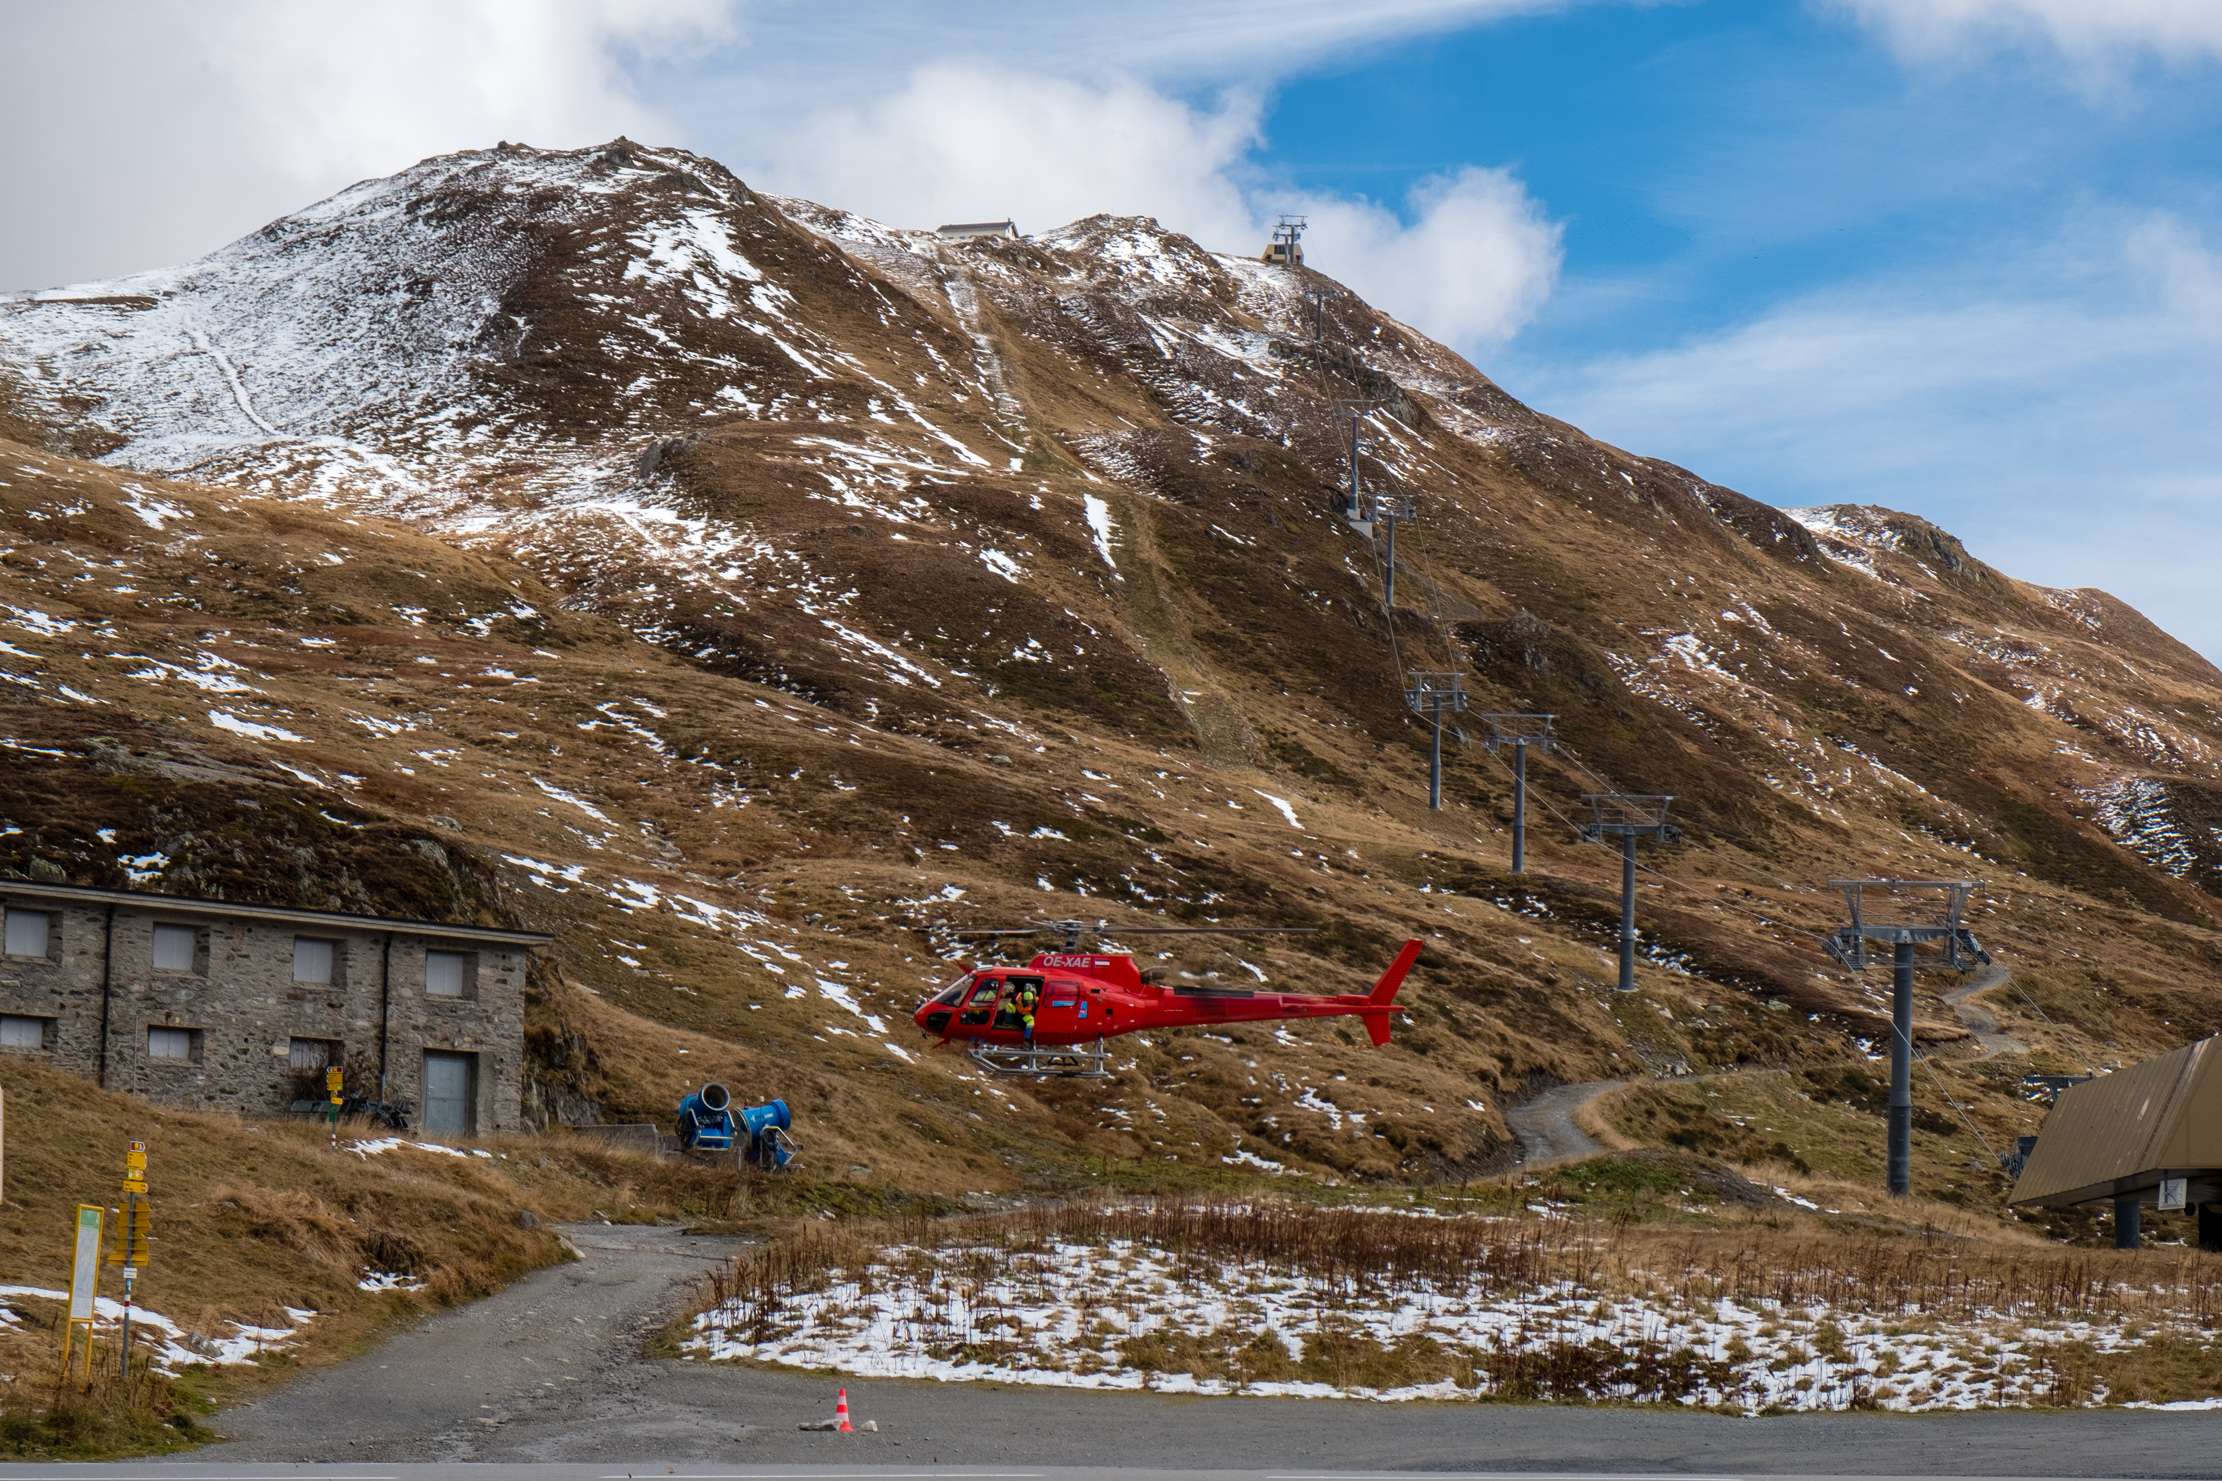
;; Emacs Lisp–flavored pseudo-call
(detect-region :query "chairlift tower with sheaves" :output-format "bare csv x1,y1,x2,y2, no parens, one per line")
1822,878,1990,1199
1265,214,1307,267
1404,672,1469,812
1578,794,1680,993
1479,714,1555,874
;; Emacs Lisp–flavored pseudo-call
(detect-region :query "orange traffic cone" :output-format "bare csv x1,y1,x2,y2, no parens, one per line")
835,1387,854,1434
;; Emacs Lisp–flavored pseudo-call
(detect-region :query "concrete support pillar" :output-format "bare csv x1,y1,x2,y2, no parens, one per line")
1616,834,1638,993
1887,938,1915,1198
2114,1193,2142,1250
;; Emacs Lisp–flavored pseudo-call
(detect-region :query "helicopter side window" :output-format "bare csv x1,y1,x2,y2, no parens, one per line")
958,977,1002,1026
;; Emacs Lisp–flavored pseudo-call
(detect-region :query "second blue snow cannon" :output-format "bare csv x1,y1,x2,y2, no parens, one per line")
738,1097,797,1170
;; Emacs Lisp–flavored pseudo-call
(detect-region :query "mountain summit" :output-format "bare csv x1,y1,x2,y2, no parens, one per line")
3,139,2219,1184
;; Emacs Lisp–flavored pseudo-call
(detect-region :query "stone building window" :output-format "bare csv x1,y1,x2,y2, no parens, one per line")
146,1025,200,1062
425,949,476,999
1,1013,52,1050
4,908,52,960
152,922,200,973
289,1036,342,1070
293,936,339,985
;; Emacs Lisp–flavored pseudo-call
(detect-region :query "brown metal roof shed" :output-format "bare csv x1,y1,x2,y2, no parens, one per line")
2010,1034,2222,1208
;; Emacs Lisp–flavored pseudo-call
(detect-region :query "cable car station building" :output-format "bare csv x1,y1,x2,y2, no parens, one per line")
2010,1033,2222,1251
0,880,549,1134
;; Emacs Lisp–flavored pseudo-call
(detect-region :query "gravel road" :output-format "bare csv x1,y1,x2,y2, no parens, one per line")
1504,1079,1620,1163
206,1223,746,1462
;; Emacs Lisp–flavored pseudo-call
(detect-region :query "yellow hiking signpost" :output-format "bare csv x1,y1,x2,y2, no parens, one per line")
108,1139,151,1374
327,1064,344,1150
59,1203,102,1380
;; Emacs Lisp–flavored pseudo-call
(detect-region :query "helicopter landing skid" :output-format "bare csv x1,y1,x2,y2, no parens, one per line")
968,1038,1112,1078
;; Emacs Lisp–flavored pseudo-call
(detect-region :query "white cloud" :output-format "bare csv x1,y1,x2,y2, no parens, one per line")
1,0,1612,294
2128,216,2222,330
1519,216,2222,658
1836,0,2222,66
759,67,1269,250
752,63,1562,349
729,1,1601,86
0,0,736,290
1298,169,1565,346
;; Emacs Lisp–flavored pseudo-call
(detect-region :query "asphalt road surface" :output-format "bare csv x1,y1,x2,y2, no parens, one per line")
148,1222,2222,1475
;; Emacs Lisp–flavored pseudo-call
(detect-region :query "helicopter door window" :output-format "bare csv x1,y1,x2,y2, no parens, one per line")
958,978,1002,1026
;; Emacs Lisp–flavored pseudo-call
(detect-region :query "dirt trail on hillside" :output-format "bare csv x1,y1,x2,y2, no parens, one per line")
1942,962,2026,1058
205,1223,743,1462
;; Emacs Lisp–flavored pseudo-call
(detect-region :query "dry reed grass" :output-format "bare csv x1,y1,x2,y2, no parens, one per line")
702,1196,2222,1362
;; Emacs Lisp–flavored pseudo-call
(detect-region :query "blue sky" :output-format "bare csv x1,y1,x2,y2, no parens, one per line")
1249,3,2222,660
7,0,2221,656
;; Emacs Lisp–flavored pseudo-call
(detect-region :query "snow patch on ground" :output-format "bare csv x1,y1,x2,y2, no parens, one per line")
0,1284,312,1372
688,1235,2181,1412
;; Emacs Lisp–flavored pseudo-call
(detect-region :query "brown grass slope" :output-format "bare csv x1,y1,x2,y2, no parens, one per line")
0,140,2219,1199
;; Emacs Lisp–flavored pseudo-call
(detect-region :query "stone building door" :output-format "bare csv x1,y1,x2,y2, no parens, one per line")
422,1050,479,1135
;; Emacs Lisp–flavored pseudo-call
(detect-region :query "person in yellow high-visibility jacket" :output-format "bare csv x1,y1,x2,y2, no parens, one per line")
1014,981,1039,1040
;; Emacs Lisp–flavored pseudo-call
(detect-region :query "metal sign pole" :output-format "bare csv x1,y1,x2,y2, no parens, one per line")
118,1194,134,1378
112,1139,151,1373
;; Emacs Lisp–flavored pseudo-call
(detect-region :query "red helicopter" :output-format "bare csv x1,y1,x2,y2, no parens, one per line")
913,919,1424,1077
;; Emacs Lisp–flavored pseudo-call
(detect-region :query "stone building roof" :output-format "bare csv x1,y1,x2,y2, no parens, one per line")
0,878,552,948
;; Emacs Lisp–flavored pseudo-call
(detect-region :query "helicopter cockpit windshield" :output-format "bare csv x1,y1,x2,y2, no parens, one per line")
915,970,981,1035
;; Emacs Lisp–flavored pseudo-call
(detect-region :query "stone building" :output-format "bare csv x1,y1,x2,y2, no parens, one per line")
0,881,550,1134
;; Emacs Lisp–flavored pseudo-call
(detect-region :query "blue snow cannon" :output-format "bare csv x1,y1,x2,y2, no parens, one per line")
737,1097,797,1171
676,1082,736,1152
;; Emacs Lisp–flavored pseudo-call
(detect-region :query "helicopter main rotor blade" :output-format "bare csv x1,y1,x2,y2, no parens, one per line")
1105,925,1318,936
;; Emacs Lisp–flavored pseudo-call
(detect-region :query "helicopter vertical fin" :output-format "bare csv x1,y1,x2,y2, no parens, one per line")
1360,939,1423,1046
